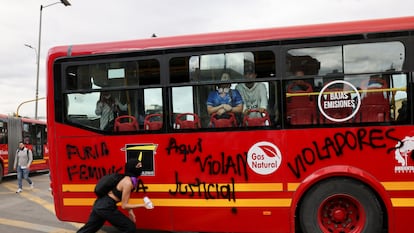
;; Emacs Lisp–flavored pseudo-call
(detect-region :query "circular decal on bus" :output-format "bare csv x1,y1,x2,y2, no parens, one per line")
247,141,282,175
317,80,361,122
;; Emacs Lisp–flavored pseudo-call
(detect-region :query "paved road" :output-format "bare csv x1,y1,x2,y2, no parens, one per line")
0,173,139,233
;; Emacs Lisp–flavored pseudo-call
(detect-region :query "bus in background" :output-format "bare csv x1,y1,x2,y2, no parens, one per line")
0,114,48,182
47,16,414,233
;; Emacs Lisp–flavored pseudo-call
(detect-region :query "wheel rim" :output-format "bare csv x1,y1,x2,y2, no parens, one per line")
318,194,366,233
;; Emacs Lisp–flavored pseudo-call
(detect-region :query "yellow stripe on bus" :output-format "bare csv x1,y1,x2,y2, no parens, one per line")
62,197,414,208
381,182,414,191
32,159,47,165
63,181,414,193
391,198,414,207
62,183,284,193
288,182,414,192
287,183,300,191
63,197,292,207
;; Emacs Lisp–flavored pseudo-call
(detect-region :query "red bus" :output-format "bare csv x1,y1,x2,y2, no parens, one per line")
47,16,414,233
0,114,49,182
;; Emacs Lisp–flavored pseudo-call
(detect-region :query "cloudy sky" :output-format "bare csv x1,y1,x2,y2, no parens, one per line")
1,0,413,119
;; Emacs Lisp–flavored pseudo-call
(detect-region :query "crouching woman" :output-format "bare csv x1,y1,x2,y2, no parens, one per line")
77,159,153,233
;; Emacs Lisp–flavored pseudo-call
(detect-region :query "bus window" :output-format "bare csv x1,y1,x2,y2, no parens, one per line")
0,121,7,144
64,59,160,131
286,46,342,77
286,41,407,126
22,123,45,159
172,86,201,129
172,51,276,128
187,52,256,82
343,41,406,123
143,88,163,130
285,46,343,126
392,74,408,122
66,92,101,129
344,41,405,73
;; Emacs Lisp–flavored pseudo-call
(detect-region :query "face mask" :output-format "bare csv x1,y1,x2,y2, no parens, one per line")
125,159,143,177
218,87,230,94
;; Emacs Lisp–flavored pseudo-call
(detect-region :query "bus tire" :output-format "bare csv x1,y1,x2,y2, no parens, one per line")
299,178,383,233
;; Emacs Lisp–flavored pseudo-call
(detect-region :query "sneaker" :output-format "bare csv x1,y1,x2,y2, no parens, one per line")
30,182,34,189
16,188,22,193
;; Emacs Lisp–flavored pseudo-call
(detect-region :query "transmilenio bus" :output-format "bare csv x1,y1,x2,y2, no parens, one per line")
0,114,48,182
47,16,414,233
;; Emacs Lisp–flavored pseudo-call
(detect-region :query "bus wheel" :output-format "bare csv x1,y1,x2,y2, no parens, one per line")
299,178,383,233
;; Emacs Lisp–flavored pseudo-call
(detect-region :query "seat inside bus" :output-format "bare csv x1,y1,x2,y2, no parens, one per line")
286,80,317,125
175,113,201,129
144,114,163,130
242,109,271,126
209,112,238,128
357,77,390,122
114,115,139,132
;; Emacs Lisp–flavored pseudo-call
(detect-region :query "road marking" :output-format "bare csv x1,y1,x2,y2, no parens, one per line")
3,182,56,212
0,217,75,233
2,180,84,232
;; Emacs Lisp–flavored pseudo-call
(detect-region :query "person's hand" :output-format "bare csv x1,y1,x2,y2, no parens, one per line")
217,108,226,115
223,104,232,112
128,210,136,223
144,202,154,209
259,108,267,113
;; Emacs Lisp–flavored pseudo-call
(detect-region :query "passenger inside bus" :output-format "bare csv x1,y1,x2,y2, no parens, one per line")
95,91,127,131
206,73,243,127
236,64,268,119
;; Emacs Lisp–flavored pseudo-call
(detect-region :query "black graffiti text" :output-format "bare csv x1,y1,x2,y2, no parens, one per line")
288,128,400,178
133,179,149,193
66,142,109,160
195,152,248,181
165,137,202,162
67,164,123,181
169,172,236,202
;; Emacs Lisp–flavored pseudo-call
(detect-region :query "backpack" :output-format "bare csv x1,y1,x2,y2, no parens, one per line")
16,148,31,163
94,173,125,197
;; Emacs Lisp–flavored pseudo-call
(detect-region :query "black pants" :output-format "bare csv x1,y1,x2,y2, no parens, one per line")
77,195,136,233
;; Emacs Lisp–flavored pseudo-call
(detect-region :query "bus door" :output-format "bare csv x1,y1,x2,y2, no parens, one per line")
26,123,47,160
7,117,23,173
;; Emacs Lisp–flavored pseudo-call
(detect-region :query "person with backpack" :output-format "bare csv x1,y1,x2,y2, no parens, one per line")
77,158,153,233
13,141,34,193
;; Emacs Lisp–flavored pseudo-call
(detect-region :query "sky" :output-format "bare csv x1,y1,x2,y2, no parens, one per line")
1,0,413,119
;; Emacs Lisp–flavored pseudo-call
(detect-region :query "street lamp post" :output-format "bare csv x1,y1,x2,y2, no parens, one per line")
33,0,71,119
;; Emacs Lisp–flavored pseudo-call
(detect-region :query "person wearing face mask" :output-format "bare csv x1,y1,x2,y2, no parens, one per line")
95,91,128,130
235,65,268,118
206,73,243,117
77,158,153,233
